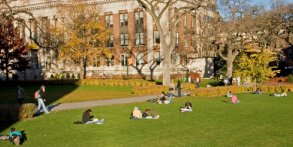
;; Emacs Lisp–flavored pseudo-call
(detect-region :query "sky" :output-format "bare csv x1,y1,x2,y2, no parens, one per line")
250,0,293,9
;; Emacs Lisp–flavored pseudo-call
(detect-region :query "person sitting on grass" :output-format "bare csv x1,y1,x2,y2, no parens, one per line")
142,109,160,119
254,88,263,94
157,91,172,104
226,91,232,98
74,109,104,124
180,102,192,112
9,128,23,145
272,92,287,97
231,94,240,104
130,106,142,120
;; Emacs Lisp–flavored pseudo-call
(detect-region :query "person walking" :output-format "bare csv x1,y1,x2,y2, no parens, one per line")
177,81,182,97
35,85,49,114
16,85,27,104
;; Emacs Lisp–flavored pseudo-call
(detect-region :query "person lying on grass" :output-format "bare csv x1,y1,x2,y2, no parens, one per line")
9,128,23,145
74,109,104,124
231,95,240,104
180,102,192,112
142,109,160,119
130,106,142,120
272,92,287,97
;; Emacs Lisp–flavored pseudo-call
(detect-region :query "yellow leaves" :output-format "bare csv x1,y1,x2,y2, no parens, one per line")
234,48,279,84
28,42,39,50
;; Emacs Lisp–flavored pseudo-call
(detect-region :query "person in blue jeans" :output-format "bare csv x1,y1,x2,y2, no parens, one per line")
36,85,49,114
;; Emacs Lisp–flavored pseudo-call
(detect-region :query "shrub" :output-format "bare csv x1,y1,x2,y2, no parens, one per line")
288,74,293,83
0,103,36,123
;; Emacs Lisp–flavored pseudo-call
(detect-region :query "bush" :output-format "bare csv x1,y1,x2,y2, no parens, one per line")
288,74,293,83
132,85,169,95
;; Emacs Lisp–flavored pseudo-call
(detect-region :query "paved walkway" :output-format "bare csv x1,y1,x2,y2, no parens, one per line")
50,95,157,111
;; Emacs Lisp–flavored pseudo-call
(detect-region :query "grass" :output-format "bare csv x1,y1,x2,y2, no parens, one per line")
1,93,292,146
0,85,134,104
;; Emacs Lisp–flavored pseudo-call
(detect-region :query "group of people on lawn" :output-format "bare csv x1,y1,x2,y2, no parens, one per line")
6,84,288,145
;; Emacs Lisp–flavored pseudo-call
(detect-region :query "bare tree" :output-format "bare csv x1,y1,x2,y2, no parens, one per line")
136,0,209,85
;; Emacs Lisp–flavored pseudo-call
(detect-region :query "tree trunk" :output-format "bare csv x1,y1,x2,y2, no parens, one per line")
226,59,233,78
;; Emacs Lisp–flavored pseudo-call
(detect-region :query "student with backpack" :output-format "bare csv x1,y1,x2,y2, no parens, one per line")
35,85,49,114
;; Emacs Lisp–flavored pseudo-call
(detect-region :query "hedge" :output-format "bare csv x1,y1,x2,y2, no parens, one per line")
132,84,293,97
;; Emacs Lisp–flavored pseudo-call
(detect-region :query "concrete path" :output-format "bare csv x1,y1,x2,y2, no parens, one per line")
50,95,157,111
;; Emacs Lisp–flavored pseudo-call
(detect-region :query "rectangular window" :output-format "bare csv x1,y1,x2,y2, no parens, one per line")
135,11,144,46
135,33,144,45
107,35,114,47
93,57,100,67
120,33,129,46
105,15,113,28
29,19,38,40
184,15,187,27
106,55,114,66
136,53,145,65
120,13,128,27
154,31,160,44
120,54,128,66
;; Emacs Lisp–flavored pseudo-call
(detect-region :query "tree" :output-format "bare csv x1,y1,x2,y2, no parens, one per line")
136,0,209,85
51,1,110,79
215,0,258,79
0,18,29,80
234,50,279,89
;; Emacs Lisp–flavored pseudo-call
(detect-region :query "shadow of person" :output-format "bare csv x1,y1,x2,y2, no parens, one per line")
47,103,61,111
222,100,230,103
20,130,27,145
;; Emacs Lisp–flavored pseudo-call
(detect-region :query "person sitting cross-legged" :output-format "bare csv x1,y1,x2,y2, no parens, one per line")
231,95,240,104
75,109,104,125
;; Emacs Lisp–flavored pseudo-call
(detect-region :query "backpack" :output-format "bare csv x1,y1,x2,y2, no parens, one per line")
34,90,40,99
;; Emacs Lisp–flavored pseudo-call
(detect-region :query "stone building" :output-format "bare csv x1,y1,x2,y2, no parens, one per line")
1,0,217,80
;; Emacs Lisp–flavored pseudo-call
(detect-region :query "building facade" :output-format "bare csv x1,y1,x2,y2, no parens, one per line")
2,0,217,80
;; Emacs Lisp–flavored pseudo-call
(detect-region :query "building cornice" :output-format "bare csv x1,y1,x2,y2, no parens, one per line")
3,0,133,12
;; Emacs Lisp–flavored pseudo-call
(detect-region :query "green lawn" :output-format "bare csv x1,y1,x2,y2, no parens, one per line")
1,93,292,146
0,85,134,104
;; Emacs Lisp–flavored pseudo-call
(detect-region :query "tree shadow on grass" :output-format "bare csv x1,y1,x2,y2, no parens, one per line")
0,80,79,132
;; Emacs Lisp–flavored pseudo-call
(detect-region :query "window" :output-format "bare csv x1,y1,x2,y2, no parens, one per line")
120,54,128,66
120,13,128,27
93,57,100,67
135,33,144,45
107,35,114,47
106,55,114,66
154,31,160,44
136,53,145,65
120,33,129,46
184,15,187,27
135,11,144,46
29,19,38,40
154,52,161,65
105,15,113,28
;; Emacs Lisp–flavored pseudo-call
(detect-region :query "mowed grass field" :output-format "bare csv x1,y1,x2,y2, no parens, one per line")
0,85,134,104
1,93,292,147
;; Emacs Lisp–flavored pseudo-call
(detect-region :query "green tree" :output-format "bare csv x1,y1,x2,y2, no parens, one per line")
234,50,279,89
